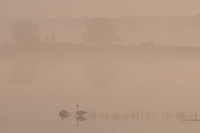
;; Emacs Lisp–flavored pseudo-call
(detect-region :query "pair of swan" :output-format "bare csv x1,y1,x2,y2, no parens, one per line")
59,105,87,116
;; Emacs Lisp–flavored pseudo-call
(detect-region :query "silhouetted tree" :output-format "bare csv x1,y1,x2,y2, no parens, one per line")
45,33,57,43
50,33,57,42
10,19,40,44
81,18,121,46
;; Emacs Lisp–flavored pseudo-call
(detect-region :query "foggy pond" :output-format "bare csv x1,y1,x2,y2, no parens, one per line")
1,48,200,133
2,2,200,131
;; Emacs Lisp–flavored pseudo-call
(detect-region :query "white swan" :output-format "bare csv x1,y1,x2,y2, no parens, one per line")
59,113,71,119
76,105,87,115
59,109,72,116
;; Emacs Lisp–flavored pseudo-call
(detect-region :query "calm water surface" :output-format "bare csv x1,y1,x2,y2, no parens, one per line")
1,58,200,133
1,97,200,133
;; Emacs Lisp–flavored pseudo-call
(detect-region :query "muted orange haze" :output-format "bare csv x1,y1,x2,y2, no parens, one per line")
1,0,200,18
1,1,200,132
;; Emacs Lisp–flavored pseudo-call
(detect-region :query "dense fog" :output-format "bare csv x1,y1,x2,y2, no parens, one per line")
1,16,200,46
1,1,200,132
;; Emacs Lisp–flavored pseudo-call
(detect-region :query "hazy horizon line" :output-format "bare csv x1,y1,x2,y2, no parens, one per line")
1,13,200,19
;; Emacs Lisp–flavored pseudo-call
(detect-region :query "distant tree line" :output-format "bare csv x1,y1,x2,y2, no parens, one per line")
10,19,40,44
9,18,122,46
1,14,200,46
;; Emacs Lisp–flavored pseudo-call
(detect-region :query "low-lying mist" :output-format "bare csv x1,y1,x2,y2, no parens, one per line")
1,51,200,99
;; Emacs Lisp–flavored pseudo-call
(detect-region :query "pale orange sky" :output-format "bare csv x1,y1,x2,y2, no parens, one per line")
1,0,200,18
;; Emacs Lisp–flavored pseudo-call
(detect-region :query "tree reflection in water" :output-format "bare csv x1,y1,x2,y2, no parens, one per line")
10,57,40,84
84,56,119,88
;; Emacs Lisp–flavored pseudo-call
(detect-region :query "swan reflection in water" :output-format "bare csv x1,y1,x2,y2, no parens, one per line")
76,116,87,126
